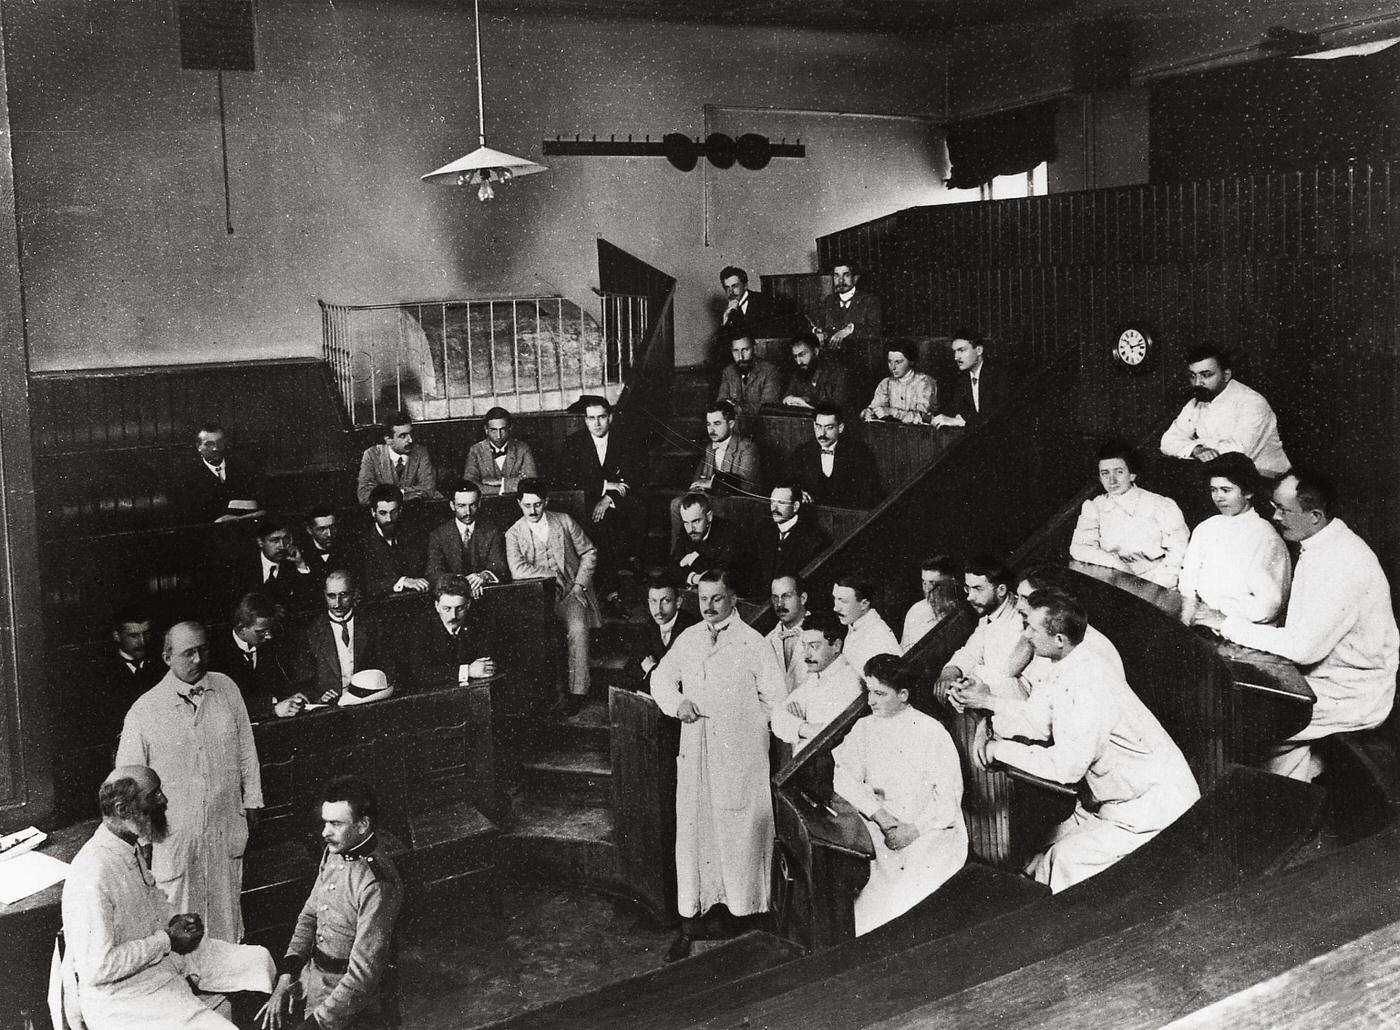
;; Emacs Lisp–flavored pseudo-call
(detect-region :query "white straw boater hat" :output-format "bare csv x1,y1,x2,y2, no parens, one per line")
337,669,392,706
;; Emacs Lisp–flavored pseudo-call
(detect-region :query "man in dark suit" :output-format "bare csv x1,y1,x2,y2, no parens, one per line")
634,577,700,692
671,492,747,592
355,484,430,598
218,515,317,615
105,604,165,702
407,574,497,689
206,591,305,720
425,478,509,595
557,396,647,610
720,265,795,341
754,483,832,590
186,422,262,523
782,335,857,414
300,505,346,580
811,261,884,353
932,332,1012,429
292,569,396,704
791,403,880,508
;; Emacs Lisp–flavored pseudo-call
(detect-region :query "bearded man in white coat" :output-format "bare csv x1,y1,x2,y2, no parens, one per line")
652,568,786,962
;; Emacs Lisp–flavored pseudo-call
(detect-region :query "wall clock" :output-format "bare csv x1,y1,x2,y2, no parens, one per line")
1111,324,1155,372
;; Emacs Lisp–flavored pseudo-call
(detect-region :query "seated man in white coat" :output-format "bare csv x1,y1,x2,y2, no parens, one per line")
652,568,787,962
1201,469,1399,780
979,591,1200,893
61,765,275,1029
834,654,967,935
832,573,901,674
771,611,863,754
936,556,1020,706
1159,343,1291,478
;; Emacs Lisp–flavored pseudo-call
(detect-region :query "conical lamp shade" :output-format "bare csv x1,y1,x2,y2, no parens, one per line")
421,145,547,183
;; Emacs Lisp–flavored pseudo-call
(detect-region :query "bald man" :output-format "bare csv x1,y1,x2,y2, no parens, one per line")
117,622,263,944
61,766,274,1028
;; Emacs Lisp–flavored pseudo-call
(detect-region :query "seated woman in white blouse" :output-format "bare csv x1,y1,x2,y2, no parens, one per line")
1178,451,1291,627
1070,442,1189,589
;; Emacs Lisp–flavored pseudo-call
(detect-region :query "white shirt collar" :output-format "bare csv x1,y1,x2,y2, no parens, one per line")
776,514,799,535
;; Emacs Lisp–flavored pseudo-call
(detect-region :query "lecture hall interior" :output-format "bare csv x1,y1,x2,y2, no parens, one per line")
2,0,1400,1026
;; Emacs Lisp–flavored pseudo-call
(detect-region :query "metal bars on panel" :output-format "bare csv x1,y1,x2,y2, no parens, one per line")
318,294,645,427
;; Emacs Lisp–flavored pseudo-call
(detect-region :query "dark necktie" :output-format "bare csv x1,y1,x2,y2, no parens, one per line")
137,841,153,870
266,564,278,583
394,458,406,482
243,649,257,671
331,617,351,646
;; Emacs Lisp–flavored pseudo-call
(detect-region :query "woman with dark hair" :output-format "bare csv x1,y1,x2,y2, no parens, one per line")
1178,452,1291,627
1070,441,1189,588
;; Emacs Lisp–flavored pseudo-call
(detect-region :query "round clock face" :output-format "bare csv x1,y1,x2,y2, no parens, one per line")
1115,327,1150,366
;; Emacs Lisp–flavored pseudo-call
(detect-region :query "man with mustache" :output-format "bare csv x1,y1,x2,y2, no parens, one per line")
770,611,862,754
1159,343,1291,477
117,622,263,944
61,765,275,1028
715,332,782,420
765,574,810,693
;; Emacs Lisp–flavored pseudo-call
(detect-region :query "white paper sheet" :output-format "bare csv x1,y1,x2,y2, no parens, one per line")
0,850,69,905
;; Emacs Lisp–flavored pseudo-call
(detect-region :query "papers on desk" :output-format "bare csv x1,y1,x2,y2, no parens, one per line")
0,850,69,905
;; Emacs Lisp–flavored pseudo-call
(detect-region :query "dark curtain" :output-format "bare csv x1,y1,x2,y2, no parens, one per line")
944,101,1059,190
1150,46,1400,183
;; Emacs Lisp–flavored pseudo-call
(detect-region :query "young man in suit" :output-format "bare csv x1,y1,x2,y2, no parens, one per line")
407,574,496,690
218,515,317,616
791,403,880,508
355,484,429,598
719,265,793,341
753,483,831,591
425,478,510,596
811,261,884,353
634,577,700,692
300,505,345,580
206,592,305,720
557,396,647,615
932,332,1011,429
667,399,762,548
462,406,539,495
355,410,441,505
505,478,601,714
186,422,263,523
293,569,395,703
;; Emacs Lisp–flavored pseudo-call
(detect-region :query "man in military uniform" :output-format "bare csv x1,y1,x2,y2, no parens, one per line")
258,776,402,1030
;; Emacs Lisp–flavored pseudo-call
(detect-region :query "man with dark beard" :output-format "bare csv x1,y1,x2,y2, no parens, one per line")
60,765,275,1029
1159,343,1290,477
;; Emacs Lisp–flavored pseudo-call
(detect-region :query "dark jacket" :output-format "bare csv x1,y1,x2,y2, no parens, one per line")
791,437,880,508
424,519,510,584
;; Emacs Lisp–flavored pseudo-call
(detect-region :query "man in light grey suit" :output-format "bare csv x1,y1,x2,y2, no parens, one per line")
356,410,441,505
505,478,601,715
462,406,539,495
668,399,763,547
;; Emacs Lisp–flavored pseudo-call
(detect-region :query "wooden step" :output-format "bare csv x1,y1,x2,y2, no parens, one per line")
558,699,612,748
522,743,612,804
497,800,619,886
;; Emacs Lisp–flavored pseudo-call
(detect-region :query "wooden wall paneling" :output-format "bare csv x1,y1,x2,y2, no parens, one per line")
609,686,680,924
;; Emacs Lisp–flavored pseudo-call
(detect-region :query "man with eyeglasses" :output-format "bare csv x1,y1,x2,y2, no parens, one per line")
1199,469,1399,781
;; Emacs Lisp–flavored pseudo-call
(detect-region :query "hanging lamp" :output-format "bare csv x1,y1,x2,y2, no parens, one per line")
421,0,546,200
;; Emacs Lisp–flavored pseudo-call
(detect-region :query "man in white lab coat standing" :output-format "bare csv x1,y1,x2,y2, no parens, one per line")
651,568,787,962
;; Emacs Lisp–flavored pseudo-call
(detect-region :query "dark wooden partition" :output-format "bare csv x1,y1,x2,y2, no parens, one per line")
817,163,1400,588
608,687,681,923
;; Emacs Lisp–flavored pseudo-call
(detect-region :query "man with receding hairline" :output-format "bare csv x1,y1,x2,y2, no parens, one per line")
1159,343,1290,477
1207,469,1399,780
117,621,263,943
62,764,275,1028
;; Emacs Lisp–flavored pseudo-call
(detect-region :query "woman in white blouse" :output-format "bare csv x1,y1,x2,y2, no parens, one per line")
1070,442,1189,588
1178,451,1291,627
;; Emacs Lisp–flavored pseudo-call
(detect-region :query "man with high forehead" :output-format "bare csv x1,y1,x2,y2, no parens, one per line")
1207,469,1398,780
753,484,830,591
765,573,810,693
651,569,786,962
1159,343,1291,477
62,765,275,1029
425,477,509,594
116,621,263,943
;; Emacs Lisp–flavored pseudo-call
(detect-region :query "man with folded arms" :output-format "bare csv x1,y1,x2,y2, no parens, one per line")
462,406,538,495
425,478,509,596
1159,343,1291,477
407,574,496,689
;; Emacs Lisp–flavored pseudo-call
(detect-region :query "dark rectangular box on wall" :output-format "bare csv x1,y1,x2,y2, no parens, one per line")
178,0,257,71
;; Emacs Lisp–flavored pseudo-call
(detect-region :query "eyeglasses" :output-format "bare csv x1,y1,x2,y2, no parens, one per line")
1270,501,1309,516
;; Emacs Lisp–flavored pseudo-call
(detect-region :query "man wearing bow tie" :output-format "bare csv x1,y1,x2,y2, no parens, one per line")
116,621,264,945
651,568,786,962
425,479,510,595
791,403,880,508
462,407,538,495
355,410,441,505
811,261,884,354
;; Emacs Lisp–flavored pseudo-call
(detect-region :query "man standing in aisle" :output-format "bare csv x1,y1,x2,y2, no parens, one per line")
116,621,263,944
651,569,786,962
